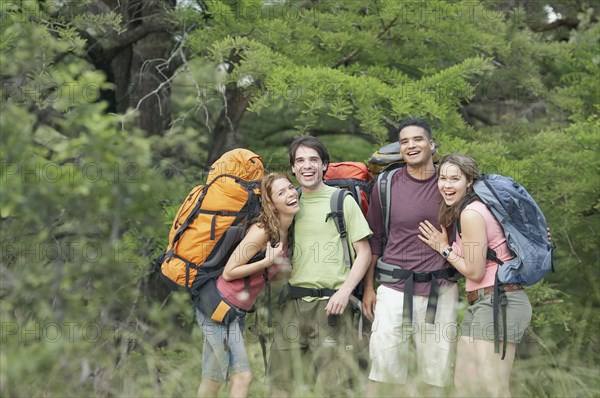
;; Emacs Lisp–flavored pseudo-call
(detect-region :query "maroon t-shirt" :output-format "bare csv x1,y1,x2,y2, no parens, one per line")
367,167,452,295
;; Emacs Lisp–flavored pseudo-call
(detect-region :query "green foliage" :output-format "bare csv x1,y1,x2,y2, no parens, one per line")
1,0,599,396
178,0,500,151
0,4,186,396
549,20,600,121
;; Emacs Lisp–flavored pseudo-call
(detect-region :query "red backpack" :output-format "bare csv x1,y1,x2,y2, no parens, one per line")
324,161,373,216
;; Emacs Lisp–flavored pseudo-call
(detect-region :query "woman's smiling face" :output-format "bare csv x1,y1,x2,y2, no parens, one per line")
270,177,300,216
438,162,470,206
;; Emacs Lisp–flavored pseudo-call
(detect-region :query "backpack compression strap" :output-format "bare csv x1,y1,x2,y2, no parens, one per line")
326,189,353,268
487,251,509,360
167,175,259,255
493,270,509,360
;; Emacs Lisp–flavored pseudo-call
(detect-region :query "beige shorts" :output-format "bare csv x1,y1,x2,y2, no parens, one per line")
461,289,532,343
368,284,459,387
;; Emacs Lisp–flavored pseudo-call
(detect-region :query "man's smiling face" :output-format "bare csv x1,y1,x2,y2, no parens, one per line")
291,145,327,192
399,125,435,167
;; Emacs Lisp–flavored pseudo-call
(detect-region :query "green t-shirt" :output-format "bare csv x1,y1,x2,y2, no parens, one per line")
289,185,372,292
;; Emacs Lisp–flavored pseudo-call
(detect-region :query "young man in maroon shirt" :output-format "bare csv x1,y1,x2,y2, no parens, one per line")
363,118,459,396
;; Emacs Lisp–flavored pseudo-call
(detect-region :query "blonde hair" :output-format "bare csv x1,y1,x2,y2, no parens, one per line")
256,173,292,242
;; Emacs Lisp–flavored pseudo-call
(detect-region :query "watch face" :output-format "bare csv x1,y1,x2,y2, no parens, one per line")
443,248,452,258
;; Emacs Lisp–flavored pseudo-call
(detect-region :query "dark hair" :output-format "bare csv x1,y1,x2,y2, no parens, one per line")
288,136,330,167
438,154,480,228
397,118,432,140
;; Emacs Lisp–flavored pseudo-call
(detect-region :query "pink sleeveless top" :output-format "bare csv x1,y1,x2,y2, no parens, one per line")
216,253,286,311
451,201,513,292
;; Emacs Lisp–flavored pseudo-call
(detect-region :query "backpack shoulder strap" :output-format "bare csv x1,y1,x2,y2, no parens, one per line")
326,189,353,268
453,193,501,264
377,168,401,248
448,192,478,245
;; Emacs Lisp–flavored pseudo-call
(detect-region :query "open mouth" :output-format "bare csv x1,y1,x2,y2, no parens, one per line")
287,199,298,207
443,191,456,200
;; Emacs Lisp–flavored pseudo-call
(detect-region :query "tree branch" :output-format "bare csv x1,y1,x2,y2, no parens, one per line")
531,17,580,32
460,106,497,126
333,17,397,69
104,17,173,58
375,17,398,40
333,49,360,69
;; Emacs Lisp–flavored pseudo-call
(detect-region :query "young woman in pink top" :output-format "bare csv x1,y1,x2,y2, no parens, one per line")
418,154,532,397
197,173,299,398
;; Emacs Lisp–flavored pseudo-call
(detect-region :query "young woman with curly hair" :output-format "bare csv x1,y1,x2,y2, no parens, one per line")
197,172,299,398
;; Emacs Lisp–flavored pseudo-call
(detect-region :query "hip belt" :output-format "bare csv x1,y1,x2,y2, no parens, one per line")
376,258,460,325
466,283,523,305
288,285,337,300
193,279,247,325
278,284,365,341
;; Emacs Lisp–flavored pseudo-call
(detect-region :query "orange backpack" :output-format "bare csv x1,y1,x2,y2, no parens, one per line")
159,149,264,293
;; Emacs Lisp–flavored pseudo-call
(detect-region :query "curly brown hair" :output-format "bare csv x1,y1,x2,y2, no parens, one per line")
256,172,293,243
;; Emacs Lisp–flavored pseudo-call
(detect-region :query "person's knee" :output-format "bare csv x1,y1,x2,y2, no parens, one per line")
198,379,221,397
231,371,253,388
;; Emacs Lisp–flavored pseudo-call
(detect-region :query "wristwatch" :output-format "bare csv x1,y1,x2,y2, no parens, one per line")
441,246,453,259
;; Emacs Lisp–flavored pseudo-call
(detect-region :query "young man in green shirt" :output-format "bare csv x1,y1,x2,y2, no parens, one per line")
269,136,372,397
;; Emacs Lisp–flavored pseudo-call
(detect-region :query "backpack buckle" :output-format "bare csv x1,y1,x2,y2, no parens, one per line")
412,272,433,282
325,210,343,222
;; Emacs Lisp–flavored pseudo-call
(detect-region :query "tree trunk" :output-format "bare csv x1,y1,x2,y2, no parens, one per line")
86,0,178,136
121,29,174,136
207,86,251,164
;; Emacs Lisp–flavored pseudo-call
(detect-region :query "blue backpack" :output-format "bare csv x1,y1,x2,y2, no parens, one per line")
458,174,554,286
457,174,554,358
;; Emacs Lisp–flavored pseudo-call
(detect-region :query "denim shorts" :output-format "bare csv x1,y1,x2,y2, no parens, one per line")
196,308,250,382
460,289,532,343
